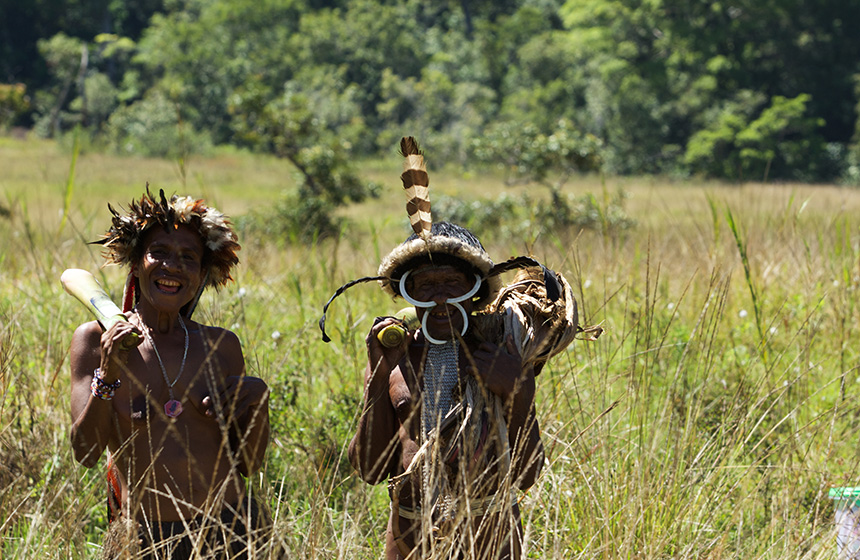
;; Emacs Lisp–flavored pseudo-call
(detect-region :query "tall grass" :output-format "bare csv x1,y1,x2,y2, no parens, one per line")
1,136,859,558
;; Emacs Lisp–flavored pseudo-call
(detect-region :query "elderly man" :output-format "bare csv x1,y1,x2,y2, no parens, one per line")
320,138,586,559
69,189,270,559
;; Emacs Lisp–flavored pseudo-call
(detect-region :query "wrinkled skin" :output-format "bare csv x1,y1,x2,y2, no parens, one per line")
70,225,270,523
349,266,544,559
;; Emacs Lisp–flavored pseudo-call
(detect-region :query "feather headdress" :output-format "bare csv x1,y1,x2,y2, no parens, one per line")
400,136,432,239
319,136,584,344
92,186,240,316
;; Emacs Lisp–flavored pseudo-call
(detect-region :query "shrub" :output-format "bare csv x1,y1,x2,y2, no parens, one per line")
433,186,634,241
106,91,212,158
470,119,603,187
239,193,341,245
0,83,29,130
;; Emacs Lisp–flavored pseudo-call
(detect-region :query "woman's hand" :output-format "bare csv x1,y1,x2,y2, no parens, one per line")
201,376,269,422
98,319,141,383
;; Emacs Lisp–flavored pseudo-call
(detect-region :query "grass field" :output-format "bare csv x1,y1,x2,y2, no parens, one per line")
2,135,860,559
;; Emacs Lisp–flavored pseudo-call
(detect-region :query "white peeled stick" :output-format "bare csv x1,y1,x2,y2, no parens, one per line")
61,268,140,349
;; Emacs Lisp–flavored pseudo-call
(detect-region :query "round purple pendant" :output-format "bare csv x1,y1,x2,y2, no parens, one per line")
164,399,183,418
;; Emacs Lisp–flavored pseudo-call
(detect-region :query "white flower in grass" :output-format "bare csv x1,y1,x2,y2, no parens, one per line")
230,322,240,330
738,309,748,318
769,326,777,335
584,279,592,289
667,302,675,310
271,330,281,340
237,287,247,298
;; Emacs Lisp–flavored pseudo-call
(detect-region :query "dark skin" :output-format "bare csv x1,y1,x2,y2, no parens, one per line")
70,225,269,523
348,266,544,560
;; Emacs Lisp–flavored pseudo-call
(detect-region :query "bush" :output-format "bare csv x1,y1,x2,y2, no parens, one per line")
0,83,29,130
685,93,829,181
70,72,118,131
239,193,342,245
106,91,212,158
470,119,602,187
433,186,634,241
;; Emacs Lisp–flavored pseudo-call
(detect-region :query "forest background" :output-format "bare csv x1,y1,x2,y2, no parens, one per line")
3,0,860,558
3,0,860,189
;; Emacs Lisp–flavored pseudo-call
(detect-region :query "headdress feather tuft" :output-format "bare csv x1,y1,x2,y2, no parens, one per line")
319,135,597,345
91,185,240,290
399,137,431,239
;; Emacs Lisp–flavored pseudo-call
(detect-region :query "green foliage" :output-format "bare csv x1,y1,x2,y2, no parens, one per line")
685,93,828,181
133,0,303,144
105,89,212,157
288,0,430,139
470,119,602,187
231,81,380,241
7,0,860,182
70,72,118,130
376,67,496,162
0,84,30,130
433,185,634,241
33,33,87,138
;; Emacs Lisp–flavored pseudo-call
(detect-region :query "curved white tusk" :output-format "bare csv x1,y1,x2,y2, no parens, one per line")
447,274,482,304
420,302,469,345
399,271,436,308
399,269,475,345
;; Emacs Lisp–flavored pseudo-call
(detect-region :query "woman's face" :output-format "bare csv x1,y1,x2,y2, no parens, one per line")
134,224,205,313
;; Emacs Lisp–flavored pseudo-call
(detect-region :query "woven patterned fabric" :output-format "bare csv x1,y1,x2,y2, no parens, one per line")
422,339,460,436
422,339,460,519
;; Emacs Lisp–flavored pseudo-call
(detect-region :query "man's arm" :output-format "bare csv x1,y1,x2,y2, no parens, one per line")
503,366,544,490
69,320,138,468
470,336,545,491
348,317,405,485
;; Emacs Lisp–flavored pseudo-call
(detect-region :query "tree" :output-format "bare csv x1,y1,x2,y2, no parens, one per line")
230,78,379,241
685,93,827,181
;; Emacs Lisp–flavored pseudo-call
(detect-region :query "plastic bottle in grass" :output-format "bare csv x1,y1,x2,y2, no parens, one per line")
831,487,860,559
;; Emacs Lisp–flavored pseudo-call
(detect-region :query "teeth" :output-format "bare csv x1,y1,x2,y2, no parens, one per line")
158,279,180,287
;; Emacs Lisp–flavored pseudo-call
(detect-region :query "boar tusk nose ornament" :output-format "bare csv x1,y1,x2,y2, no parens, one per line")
399,271,482,345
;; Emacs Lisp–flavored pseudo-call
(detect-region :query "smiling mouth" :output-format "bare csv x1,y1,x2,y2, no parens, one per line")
155,278,182,294
428,308,455,320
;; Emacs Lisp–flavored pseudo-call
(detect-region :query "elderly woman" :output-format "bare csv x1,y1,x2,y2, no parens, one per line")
70,189,270,559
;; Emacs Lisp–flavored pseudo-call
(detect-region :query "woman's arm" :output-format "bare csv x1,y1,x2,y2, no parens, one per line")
202,327,270,477
69,320,138,467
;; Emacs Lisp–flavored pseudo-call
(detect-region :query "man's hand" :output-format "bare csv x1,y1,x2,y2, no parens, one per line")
469,335,535,403
366,316,409,381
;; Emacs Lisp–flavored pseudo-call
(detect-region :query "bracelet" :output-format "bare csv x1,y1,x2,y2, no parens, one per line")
91,368,121,400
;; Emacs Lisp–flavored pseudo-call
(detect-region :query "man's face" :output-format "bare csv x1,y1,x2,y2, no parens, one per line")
134,224,205,312
407,265,474,340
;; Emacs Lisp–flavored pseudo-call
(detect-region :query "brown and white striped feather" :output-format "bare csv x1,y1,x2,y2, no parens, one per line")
399,136,432,239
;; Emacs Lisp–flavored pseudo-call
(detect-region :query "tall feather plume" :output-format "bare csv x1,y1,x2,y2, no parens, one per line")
399,137,431,239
